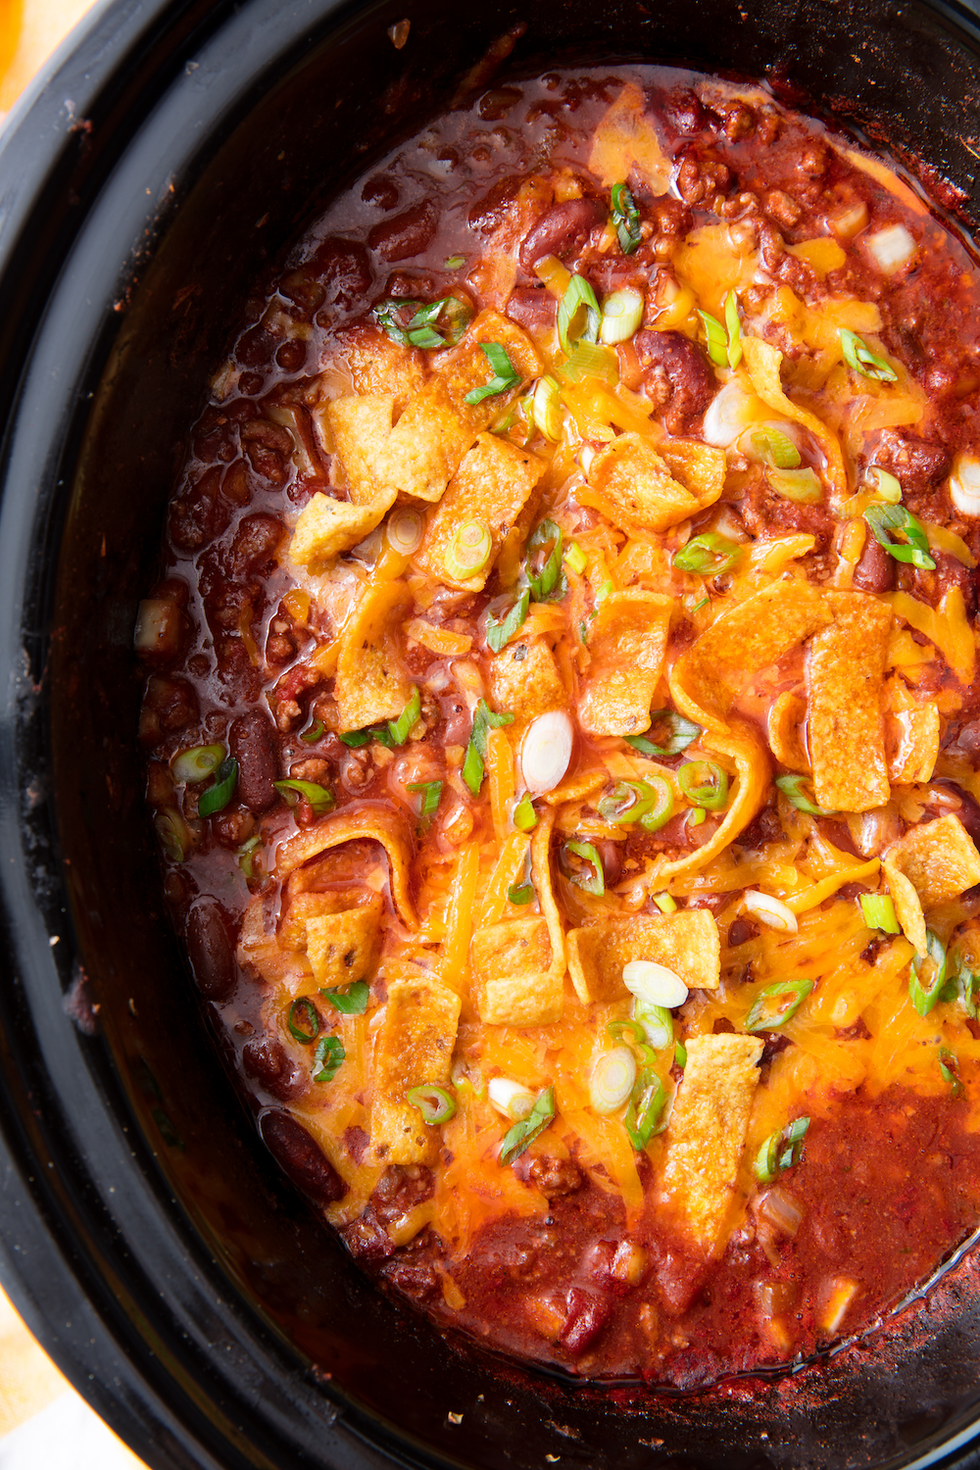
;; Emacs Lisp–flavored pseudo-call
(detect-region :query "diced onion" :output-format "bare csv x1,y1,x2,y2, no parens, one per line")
387,508,423,555
623,960,689,1008
134,598,180,654
589,1047,637,1114
598,287,644,344
520,709,574,795
866,223,916,273
758,1186,803,1238
487,1076,535,1120
702,380,769,448
743,890,799,934
949,453,980,517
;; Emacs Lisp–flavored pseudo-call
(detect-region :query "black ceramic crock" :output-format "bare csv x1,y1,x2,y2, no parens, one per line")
4,0,980,1466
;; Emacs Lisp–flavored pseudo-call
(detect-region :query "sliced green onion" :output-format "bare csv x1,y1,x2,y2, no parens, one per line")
172,744,224,783
300,721,325,744
864,504,936,570
557,274,601,356
513,792,538,831
199,757,238,818
654,892,678,914
607,1018,646,1045
557,339,619,385
526,518,566,602
386,508,424,555
688,807,706,828
321,979,370,1015
638,777,675,833
753,1116,810,1183
374,295,472,350
463,698,515,795
597,780,657,826
610,182,642,255
237,834,262,880
508,881,535,905
859,893,901,934
444,254,466,269
499,1085,555,1165
388,686,422,746
590,1046,637,1114
274,778,335,816
949,950,980,1018
678,760,729,811
745,978,814,1032
599,286,644,345
407,779,443,817
909,930,948,1018
373,297,418,346
463,342,520,405
626,709,702,758
530,374,562,441
769,466,822,504
562,840,605,896
724,290,743,369
155,807,193,862
672,532,742,576
939,1047,964,1098
674,1040,687,1069
446,520,492,580
774,773,837,818
698,308,728,368
313,1034,345,1082
840,328,898,383
407,1084,457,1124
339,728,372,748
632,998,673,1050
624,1073,667,1150
564,541,587,575
874,468,903,503
288,998,321,1044
745,426,801,469
486,587,530,652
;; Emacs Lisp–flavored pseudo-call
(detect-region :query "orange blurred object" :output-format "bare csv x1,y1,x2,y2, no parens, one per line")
0,0,98,119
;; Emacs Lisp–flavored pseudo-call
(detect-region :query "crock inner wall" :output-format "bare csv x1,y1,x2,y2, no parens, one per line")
21,0,980,1466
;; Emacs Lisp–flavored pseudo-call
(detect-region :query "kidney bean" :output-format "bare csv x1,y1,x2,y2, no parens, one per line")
184,896,237,1002
310,235,373,308
244,1039,305,1103
260,1109,345,1204
361,174,399,210
518,196,604,272
634,329,714,432
852,529,895,592
229,709,279,812
505,285,557,332
368,201,437,263
726,917,758,948
956,720,980,763
559,1287,612,1355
